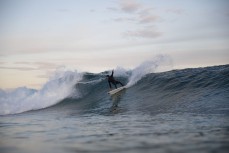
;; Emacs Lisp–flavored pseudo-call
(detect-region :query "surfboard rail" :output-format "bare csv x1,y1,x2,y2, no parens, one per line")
108,86,126,95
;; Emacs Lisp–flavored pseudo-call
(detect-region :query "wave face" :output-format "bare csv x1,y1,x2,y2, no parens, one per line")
0,64,229,116
126,65,229,115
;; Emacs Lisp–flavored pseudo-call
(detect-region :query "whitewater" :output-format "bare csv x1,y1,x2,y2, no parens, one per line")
0,58,229,153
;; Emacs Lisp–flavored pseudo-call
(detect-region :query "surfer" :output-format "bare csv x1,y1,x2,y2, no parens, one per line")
106,70,124,89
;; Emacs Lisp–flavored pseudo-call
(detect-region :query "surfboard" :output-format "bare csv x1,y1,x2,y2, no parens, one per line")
108,86,126,95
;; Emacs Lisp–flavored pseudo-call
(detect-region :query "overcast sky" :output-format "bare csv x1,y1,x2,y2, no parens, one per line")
0,0,229,89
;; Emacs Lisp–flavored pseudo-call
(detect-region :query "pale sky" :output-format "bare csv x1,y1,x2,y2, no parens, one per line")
0,0,229,89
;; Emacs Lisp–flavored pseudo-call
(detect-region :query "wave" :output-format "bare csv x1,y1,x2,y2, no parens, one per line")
0,56,228,116
53,64,229,116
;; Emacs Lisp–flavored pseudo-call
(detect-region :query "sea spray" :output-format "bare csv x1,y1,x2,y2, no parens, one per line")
0,70,83,115
113,66,130,77
126,55,173,87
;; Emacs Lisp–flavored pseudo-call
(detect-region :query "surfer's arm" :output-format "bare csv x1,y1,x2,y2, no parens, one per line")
111,70,114,77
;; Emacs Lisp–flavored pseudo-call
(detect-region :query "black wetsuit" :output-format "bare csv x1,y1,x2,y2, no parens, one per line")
107,70,124,89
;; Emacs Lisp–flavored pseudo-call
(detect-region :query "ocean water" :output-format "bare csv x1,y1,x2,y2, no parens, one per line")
0,63,229,153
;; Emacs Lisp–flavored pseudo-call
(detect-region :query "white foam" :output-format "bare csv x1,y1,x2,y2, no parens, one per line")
114,66,130,77
0,70,83,115
79,78,103,85
126,55,173,87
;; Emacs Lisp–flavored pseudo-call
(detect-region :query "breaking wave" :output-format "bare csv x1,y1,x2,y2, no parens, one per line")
0,70,83,115
0,56,228,116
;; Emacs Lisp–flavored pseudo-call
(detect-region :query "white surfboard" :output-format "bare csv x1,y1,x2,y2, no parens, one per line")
108,86,126,95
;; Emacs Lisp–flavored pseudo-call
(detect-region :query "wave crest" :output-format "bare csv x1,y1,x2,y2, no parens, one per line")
0,70,83,115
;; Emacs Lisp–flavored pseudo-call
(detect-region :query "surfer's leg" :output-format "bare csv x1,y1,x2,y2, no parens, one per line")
108,81,112,89
112,82,117,89
116,81,124,86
